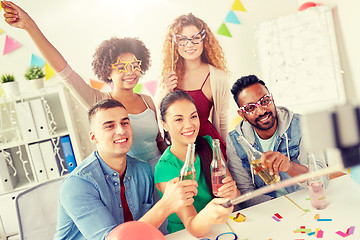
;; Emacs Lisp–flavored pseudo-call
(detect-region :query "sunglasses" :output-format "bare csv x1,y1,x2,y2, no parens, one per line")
173,29,206,46
239,94,273,115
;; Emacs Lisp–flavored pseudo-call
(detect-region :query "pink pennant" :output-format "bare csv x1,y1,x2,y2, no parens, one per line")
3,35,22,55
143,80,158,97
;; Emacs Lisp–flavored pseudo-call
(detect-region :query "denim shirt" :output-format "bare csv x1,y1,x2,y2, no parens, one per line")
227,107,314,207
54,151,154,240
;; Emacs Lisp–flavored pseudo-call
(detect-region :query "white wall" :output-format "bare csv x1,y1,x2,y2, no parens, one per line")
1,0,359,122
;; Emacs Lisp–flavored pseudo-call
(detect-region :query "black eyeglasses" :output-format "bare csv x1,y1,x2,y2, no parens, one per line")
239,94,273,115
172,29,206,46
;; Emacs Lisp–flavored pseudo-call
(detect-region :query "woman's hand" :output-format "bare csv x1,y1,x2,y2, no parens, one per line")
216,176,239,200
163,71,178,92
200,198,234,224
1,1,32,30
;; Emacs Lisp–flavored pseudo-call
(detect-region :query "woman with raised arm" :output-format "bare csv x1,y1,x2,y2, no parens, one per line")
156,13,230,159
2,1,167,164
154,90,240,237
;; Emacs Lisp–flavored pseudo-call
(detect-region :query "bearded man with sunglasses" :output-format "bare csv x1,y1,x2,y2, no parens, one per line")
226,75,327,208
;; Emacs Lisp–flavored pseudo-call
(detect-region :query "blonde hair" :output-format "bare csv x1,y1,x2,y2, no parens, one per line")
161,13,227,83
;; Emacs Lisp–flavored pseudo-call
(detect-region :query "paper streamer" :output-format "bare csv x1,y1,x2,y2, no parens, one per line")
217,23,232,37
225,10,241,24
133,83,143,94
90,79,106,90
232,0,247,12
3,35,22,55
143,80,157,97
30,54,45,67
45,62,56,80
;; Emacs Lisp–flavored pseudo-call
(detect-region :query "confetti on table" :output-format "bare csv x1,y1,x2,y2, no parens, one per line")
316,230,324,238
272,216,281,222
317,218,332,221
347,226,355,235
314,214,320,220
308,231,315,236
294,228,312,234
304,209,311,212
336,231,349,237
274,213,282,219
305,197,311,200
230,212,246,222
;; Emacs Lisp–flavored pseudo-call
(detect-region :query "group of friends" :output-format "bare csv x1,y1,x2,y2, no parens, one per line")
1,1,328,239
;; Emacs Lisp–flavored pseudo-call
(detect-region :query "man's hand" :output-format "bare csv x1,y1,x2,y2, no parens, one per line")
160,177,198,213
261,151,290,177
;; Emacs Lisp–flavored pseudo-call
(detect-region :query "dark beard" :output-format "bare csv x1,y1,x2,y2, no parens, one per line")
244,111,277,131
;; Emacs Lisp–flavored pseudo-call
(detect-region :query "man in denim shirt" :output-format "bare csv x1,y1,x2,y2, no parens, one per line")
54,99,197,240
226,75,327,208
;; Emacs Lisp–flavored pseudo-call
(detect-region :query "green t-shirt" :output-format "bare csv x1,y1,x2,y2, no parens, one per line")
154,135,213,234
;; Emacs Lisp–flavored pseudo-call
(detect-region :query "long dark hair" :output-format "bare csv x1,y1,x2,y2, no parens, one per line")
160,90,214,197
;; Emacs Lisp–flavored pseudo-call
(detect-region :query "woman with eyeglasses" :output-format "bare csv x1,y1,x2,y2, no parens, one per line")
2,1,167,165
155,90,239,237
156,13,230,159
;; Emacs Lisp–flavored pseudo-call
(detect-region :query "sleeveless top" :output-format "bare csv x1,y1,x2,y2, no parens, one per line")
128,95,161,164
178,73,227,159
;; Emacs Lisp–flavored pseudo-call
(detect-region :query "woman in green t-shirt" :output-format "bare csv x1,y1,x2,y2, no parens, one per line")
154,90,240,237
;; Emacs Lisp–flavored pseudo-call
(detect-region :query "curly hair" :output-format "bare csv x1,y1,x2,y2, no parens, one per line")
92,37,151,83
161,13,227,83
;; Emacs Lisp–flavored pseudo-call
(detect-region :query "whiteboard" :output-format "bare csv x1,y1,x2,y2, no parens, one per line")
256,6,344,110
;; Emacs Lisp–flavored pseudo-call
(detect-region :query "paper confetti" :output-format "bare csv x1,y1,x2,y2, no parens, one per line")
314,214,320,220
347,226,355,235
272,216,280,222
316,230,323,238
274,213,283,219
335,231,349,237
317,218,332,221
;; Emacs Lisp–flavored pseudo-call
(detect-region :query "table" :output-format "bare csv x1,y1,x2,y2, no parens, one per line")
165,174,360,239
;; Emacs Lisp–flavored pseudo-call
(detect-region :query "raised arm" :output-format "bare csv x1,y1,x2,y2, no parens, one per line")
2,1,67,72
156,181,233,238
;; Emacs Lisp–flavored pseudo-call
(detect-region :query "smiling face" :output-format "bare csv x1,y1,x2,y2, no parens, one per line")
108,52,141,90
90,106,133,159
237,83,278,138
176,25,204,61
162,99,200,147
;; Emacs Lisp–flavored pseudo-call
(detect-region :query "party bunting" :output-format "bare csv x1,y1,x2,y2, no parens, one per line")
232,0,247,12
45,62,56,80
143,80,157,97
225,10,241,24
133,83,143,94
0,28,3,34
3,35,22,55
90,78,106,90
217,23,232,37
31,54,45,68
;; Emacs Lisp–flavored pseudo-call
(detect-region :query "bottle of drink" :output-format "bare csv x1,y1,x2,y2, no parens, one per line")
179,143,196,181
237,136,280,185
211,139,227,196
307,152,327,210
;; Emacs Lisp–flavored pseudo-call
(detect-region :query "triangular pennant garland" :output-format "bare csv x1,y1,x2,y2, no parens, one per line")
133,83,143,94
0,28,3,34
3,35,22,55
143,80,158,97
232,0,247,12
225,10,241,24
217,23,232,37
45,62,56,80
30,54,45,67
90,78,106,90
